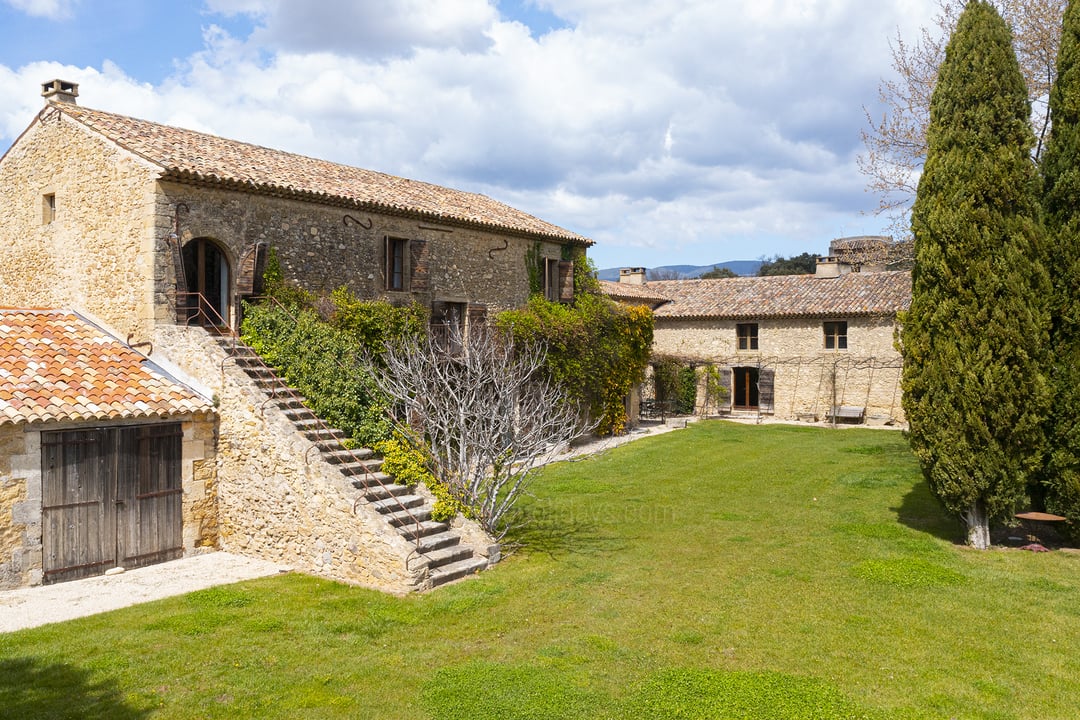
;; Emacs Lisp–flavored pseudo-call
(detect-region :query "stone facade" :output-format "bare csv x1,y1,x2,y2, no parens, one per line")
652,315,904,424
154,181,566,329
0,414,216,590
619,269,911,426
0,112,160,339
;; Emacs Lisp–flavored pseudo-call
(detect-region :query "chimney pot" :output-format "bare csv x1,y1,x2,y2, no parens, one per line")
42,79,79,105
619,267,647,285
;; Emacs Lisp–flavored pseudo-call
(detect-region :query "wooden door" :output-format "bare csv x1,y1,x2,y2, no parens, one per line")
42,424,183,584
42,429,114,584
116,424,184,570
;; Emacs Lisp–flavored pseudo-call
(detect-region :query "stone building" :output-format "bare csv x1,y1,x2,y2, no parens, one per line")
603,258,911,425
0,310,216,588
0,80,588,589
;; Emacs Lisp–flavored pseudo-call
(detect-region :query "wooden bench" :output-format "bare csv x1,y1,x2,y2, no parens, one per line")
828,405,865,424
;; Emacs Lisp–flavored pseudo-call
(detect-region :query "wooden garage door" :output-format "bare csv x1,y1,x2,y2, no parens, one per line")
42,423,183,584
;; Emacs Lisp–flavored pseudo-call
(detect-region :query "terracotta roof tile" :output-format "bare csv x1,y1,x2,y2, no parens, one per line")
597,280,672,305
643,271,911,319
0,309,214,426
52,103,590,245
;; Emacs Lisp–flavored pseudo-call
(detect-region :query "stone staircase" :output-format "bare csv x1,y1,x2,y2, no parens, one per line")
219,338,490,589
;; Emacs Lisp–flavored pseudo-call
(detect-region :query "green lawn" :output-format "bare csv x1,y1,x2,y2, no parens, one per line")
3,421,1079,719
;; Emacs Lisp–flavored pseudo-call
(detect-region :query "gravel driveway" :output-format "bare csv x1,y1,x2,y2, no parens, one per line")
0,552,288,633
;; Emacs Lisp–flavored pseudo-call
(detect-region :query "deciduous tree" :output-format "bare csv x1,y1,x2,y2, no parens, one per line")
902,0,1051,549
860,0,1066,265
371,324,588,540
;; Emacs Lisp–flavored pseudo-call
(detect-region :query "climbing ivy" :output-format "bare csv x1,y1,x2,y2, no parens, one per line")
652,356,698,415
241,277,426,447
497,291,653,436
525,241,544,296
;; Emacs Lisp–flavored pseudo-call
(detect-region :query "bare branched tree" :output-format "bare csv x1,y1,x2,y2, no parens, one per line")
859,0,1066,265
371,324,589,540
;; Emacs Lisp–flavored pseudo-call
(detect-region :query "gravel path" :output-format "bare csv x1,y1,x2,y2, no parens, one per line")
0,552,289,633
0,418,694,634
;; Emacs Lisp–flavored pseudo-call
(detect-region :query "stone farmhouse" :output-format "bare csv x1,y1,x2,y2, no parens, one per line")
0,80,590,590
603,258,912,425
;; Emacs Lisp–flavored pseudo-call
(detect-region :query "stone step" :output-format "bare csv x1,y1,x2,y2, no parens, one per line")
243,367,278,381
428,556,488,588
384,506,433,527
277,396,306,410
321,451,378,468
230,353,262,365
370,494,425,513
362,483,412,502
419,544,474,571
415,530,461,554
397,519,450,541
342,465,387,483
282,405,318,421
303,428,347,445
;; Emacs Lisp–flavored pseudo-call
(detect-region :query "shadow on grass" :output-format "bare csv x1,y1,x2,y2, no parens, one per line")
505,507,625,559
0,657,150,720
892,477,962,544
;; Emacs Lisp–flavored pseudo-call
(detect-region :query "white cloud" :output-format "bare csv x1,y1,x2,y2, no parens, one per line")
2,0,77,20
0,0,945,267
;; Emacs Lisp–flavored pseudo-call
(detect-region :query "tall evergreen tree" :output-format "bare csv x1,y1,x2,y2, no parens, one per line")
902,0,1051,548
1039,0,1080,534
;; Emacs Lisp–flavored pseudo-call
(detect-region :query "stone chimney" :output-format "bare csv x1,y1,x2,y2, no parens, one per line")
815,256,853,278
42,79,78,105
619,267,647,285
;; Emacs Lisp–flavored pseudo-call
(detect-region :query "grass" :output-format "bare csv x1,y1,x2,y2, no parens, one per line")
4,421,1080,719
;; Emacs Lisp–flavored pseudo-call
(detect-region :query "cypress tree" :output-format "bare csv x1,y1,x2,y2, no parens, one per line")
902,0,1050,548
1039,0,1080,535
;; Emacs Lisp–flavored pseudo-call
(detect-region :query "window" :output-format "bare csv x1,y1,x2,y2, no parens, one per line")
736,323,758,351
824,321,848,350
43,193,56,224
386,237,409,291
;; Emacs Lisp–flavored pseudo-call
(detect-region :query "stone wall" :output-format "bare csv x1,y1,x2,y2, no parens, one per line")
0,110,160,339
153,325,445,592
154,181,569,328
0,425,37,588
0,414,215,590
653,315,905,424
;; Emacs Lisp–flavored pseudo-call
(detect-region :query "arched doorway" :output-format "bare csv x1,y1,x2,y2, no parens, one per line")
181,238,231,328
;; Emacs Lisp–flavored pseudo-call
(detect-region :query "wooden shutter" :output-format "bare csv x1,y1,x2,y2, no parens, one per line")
719,367,733,409
558,261,574,302
410,239,429,292
468,303,488,332
236,242,268,296
758,367,775,413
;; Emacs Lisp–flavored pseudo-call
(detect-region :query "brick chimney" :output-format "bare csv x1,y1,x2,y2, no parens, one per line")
619,267,646,285
42,79,78,105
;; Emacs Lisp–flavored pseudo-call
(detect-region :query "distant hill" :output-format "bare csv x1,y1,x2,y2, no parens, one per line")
597,260,762,282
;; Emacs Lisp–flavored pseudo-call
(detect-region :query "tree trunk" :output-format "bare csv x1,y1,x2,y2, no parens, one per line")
964,500,991,549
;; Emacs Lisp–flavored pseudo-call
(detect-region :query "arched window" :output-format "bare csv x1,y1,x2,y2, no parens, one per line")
180,238,231,328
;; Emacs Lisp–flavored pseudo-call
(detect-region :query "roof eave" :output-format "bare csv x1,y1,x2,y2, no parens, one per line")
160,168,593,247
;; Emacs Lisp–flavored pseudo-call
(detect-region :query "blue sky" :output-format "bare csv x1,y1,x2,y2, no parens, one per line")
0,0,938,270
